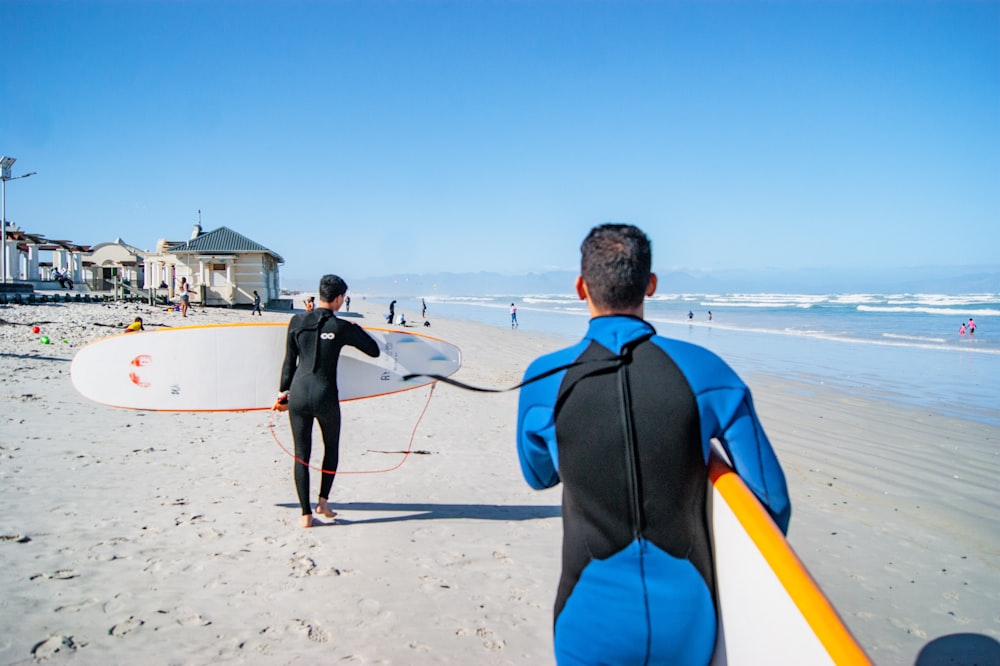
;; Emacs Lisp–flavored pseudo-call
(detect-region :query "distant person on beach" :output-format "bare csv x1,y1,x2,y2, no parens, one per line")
399,312,407,326
422,298,427,319
510,303,518,329
688,310,694,320
276,274,380,529
516,223,790,664
708,310,713,322
960,323,967,337
178,277,192,318
388,300,397,325
345,296,351,312
252,290,263,316
304,296,315,312
125,317,144,333
54,267,74,289
968,318,976,337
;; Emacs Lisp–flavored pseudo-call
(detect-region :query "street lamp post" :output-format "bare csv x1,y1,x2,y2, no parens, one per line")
1,156,38,286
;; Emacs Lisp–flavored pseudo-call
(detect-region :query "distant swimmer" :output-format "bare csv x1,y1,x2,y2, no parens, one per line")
959,323,967,337
688,310,694,320
968,318,977,337
708,310,713,322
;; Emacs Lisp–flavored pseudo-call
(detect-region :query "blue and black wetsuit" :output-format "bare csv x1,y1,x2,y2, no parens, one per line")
516,315,790,665
280,308,380,515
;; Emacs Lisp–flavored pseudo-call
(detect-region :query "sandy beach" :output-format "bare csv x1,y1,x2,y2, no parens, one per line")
1,296,997,665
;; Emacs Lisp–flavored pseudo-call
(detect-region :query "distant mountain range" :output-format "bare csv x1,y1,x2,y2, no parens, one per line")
283,266,1000,297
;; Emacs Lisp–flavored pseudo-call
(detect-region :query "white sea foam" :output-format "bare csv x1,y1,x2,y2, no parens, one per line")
857,305,1000,317
886,294,1000,307
883,333,948,344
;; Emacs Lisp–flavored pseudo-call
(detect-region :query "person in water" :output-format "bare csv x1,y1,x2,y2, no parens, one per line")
277,274,380,528
516,223,790,664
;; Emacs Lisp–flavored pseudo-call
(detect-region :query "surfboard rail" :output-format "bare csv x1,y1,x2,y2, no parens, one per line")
709,454,870,665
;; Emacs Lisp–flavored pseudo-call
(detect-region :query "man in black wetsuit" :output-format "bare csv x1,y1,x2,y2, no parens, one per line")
277,274,380,528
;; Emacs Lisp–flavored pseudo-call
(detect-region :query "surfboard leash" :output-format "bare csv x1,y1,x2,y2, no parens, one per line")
401,332,654,393
267,382,437,475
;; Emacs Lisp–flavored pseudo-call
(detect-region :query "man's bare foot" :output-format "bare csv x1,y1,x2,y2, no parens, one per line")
300,514,313,528
316,499,337,519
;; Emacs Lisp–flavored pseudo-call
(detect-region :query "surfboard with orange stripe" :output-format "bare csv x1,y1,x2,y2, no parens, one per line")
709,452,870,665
70,322,461,412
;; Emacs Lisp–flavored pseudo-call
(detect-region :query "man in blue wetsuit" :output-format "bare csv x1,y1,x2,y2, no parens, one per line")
278,274,380,528
516,224,790,665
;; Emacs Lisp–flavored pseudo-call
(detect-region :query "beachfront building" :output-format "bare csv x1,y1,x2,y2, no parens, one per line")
143,224,285,307
2,225,89,285
81,238,147,294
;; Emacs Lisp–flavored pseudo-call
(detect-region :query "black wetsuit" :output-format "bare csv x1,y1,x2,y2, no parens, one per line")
279,308,380,515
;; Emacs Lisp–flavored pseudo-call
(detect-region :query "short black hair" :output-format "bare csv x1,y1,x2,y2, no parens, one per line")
580,224,652,310
318,274,348,302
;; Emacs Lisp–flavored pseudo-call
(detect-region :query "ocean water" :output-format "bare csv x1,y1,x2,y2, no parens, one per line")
397,292,1000,427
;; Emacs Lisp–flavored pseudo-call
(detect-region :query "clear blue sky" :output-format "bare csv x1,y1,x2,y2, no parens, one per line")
3,1,998,285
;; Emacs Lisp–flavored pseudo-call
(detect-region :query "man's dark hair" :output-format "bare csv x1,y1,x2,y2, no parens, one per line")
318,274,348,302
580,224,652,310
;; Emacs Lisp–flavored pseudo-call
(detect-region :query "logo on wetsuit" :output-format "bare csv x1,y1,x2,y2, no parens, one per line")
320,332,336,340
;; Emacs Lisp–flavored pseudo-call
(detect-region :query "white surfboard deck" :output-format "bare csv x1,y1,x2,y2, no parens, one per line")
70,322,462,412
709,450,869,665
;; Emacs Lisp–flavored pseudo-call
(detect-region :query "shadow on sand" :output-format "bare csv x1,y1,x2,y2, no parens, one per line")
915,633,1000,665
275,501,560,526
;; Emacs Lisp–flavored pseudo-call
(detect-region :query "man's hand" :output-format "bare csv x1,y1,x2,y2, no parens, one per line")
274,393,289,412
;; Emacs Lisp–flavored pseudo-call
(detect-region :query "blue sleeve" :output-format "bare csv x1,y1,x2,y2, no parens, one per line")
515,343,586,490
654,337,792,533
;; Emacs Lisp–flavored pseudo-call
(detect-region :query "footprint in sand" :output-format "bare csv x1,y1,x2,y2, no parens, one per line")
492,550,512,564
290,555,317,577
31,635,86,660
177,613,212,627
475,626,506,651
102,593,132,614
30,569,79,581
109,616,145,637
0,533,31,543
291,618,330,643
418,574,451,591
289,554,340,577
456,626,506,651
54,599,99,613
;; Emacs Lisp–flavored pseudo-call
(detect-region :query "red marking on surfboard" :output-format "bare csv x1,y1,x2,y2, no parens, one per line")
129,372,150,388
131,354,152,367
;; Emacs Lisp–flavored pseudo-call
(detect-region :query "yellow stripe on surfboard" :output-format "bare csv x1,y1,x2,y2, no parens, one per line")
709,456,870,664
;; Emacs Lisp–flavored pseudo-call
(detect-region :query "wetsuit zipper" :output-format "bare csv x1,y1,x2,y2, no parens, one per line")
618,358,643,538
619,347,654,665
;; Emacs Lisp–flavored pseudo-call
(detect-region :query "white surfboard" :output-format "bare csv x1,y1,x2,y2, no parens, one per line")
70,322,462,412
709,451,869,665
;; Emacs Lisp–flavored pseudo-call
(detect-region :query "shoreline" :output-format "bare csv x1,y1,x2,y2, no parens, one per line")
1,298,998,664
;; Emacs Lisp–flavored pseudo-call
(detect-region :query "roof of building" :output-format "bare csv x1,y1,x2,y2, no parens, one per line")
88,238,147,257
167,226,284,263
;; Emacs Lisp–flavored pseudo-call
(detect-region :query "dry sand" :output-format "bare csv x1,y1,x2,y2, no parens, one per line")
1,296,997,665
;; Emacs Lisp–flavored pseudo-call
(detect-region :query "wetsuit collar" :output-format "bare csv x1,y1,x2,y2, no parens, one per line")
585,315,656,355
